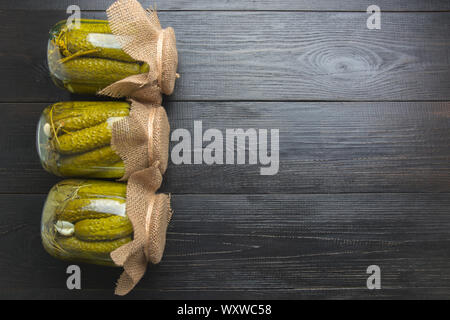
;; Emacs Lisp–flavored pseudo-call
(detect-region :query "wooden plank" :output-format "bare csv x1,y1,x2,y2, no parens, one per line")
1,101,449,194
0,193,449,299
2,0,450,11
1,11,450,102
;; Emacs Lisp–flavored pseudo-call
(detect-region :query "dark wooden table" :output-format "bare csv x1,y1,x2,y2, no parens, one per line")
0,0,449,299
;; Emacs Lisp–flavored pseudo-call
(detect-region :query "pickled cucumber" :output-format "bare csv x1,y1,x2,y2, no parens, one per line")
58,198,126,223
56,57,149,84
45,101,130,133
48,19,151,95
53,179,126,198
65,29,136,62
58,146,122,174
64,162,124,179
52,19,112,41
38,102,128,178
53,121,112,155
65,19,112,34
42,180,133,266
75,215,133,241
55,19,134,62
57,162,125,179
64,82,105,95
58,236,131,254
76,180,127,198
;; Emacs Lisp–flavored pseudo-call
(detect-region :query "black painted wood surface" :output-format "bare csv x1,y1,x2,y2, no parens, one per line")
2,0,450,11
2,102,449,194
0,0,449,300
1,10,450,102
1,193,450,299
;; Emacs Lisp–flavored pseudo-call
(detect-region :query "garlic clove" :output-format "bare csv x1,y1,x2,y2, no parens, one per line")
43,123,52,137
55,220,75,236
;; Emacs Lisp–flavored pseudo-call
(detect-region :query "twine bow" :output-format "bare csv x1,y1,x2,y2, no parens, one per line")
99,0,179,103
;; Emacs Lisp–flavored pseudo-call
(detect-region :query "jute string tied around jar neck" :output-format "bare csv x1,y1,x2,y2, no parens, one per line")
111,100,170,181
99,0,179,104
110,165,172,296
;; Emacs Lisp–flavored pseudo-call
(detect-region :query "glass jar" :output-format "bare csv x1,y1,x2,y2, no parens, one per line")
36,101,129,178
41,179,129,266
48,19,149,94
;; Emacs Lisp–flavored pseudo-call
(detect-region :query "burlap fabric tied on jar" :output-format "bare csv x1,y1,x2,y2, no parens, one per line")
111,101,170,181
110,165,173,296
98,0,176,295
99,0,179,104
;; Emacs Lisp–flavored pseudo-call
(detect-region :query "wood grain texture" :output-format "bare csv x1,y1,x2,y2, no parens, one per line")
2,0,450,11
0,193,449,299
1,1,449,301
1,11,450,102
1,101,449,194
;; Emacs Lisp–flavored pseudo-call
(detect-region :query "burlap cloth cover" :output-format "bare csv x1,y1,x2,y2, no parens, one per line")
110,166,172,296
100,0,175,296
111,100,170,180
99,0,179,104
